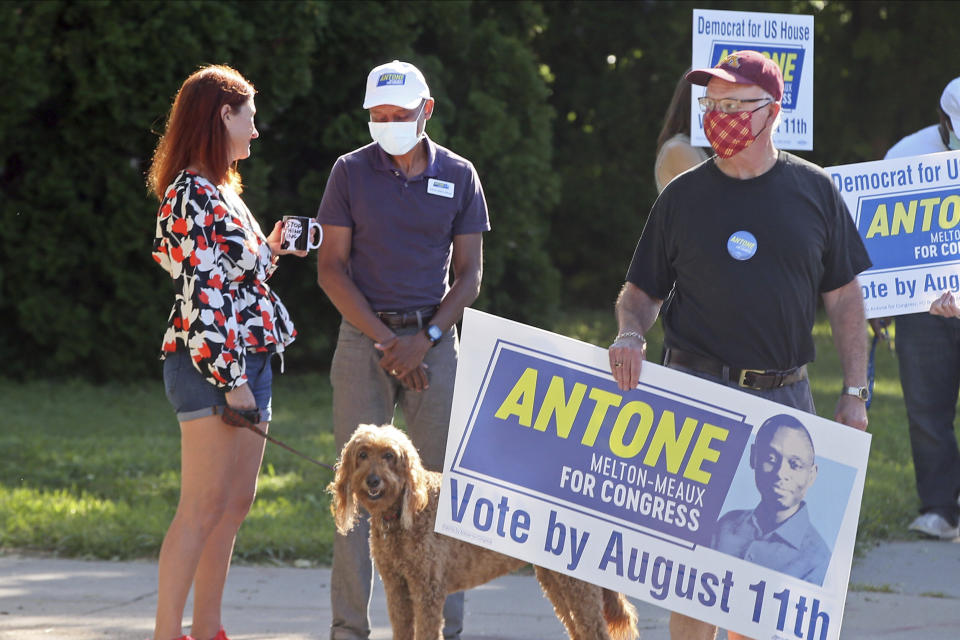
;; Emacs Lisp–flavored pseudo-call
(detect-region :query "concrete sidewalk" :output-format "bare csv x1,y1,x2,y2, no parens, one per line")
2,540,960,640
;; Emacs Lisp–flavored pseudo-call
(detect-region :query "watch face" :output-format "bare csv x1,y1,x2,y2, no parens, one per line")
428,325,442,341
847,387,868,400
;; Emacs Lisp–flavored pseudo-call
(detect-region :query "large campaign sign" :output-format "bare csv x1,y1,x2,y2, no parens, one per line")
691,9,814,150
827,151,960,318
437,309,871,640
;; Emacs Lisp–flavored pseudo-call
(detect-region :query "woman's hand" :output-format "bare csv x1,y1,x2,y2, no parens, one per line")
225,383,257,410
266,220,308,258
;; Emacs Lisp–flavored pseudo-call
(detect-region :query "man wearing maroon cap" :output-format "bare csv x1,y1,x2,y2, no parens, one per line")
608,50,872,640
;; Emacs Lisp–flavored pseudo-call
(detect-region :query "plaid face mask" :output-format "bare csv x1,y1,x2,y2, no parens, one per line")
703,109,757,159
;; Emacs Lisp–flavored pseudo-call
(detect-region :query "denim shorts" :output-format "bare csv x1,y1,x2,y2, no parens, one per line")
163,349,274,423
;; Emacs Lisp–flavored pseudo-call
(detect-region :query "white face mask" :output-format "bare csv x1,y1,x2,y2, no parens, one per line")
949,130,960,151
368,102,425,156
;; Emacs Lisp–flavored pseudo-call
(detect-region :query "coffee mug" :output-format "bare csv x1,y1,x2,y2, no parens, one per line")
281,216,323,251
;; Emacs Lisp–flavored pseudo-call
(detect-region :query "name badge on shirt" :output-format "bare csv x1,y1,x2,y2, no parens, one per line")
427,178,455,198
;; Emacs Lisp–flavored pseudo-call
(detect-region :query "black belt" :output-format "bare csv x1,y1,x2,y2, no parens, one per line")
376,306,438,329
664,348,806,391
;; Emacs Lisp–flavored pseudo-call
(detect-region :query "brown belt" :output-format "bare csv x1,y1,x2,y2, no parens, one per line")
376,306,438,329
664,348,806,391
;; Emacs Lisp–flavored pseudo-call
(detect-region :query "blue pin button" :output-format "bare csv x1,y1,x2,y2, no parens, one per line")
727,231,758,261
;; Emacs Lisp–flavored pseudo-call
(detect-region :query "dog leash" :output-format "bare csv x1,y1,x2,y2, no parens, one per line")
221,406,335,472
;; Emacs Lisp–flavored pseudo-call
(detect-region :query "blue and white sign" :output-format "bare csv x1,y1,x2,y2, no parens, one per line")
827,151,960,318
437,309,871,639
691,9,814,150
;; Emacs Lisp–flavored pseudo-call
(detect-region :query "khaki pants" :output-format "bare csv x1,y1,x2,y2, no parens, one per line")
329,320,464,639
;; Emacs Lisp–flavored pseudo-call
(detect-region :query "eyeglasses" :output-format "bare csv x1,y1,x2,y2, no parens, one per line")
698,96,772,114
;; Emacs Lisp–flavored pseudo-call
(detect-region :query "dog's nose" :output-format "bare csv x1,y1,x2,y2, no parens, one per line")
366,474,381,489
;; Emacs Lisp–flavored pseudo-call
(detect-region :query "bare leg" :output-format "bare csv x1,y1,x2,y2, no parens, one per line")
153,415,261,640
191,422,268,639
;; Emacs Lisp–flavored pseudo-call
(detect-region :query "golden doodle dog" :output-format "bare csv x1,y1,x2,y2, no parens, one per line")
328,423,639,640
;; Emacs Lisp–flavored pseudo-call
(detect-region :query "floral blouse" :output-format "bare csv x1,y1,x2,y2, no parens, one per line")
152,170,296,389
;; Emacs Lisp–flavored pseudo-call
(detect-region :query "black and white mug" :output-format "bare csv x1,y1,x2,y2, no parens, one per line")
281,216,323,251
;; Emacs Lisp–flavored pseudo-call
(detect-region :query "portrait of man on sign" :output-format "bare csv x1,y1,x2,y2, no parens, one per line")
710,413,832,586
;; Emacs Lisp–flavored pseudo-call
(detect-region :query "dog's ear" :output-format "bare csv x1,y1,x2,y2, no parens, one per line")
400,436,431,530
327,432,360,534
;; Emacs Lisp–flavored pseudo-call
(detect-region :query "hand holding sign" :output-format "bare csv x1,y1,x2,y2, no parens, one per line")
608,332,647,391
929,290,960,318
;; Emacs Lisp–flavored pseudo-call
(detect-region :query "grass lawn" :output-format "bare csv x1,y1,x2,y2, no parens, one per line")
0,310,930,564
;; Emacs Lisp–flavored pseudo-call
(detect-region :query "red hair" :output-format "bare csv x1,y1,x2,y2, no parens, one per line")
147,65,255,199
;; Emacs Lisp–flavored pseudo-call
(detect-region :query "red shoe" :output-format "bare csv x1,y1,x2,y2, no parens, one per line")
210,630,229,640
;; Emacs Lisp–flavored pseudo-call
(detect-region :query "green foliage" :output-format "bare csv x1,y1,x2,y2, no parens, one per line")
3,0,960,379
0,1,328,379
536,1,696,307
0,0,559,380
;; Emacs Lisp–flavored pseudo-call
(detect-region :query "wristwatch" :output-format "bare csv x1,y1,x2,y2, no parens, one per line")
425,324,443,346
842,386,870,402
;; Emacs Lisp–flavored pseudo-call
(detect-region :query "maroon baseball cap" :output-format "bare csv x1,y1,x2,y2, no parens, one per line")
685,50,784,102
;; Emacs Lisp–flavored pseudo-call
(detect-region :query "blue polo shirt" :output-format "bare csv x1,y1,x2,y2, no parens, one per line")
710,502,831,586
317,136,490,311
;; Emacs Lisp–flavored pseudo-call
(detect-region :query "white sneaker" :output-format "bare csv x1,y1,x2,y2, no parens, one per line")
909,512,960,539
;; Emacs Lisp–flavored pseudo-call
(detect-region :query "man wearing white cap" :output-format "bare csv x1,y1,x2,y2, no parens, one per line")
316,60,489,639
883,76,960,541
608,50,871,640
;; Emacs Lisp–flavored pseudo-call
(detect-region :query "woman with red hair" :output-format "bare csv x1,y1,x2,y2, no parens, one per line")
147,65,308,640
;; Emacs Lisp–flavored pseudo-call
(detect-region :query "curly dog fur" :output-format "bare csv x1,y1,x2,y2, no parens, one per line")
329,423,639,640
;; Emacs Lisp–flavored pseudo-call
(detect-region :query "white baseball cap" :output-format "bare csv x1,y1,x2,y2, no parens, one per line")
362,60,430,109
941,77,960,134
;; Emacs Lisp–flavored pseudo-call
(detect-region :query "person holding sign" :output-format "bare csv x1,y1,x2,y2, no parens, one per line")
884,76,960,541
315,60,490,640
711,414,830,586
608,50,871,640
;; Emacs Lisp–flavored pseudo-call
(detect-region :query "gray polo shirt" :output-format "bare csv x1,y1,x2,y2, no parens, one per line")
317,137,490,311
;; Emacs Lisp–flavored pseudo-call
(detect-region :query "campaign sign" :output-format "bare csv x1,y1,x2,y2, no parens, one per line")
826,151,960,318
437,309,871,640
691,9,814,150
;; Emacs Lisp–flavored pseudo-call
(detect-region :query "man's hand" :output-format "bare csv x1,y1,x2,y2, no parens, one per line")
834,394,868,431
375,333,431,383
823,281,869,432
608,334,647,391
398,364,430,391
610,283,662,391
930,291,960,318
